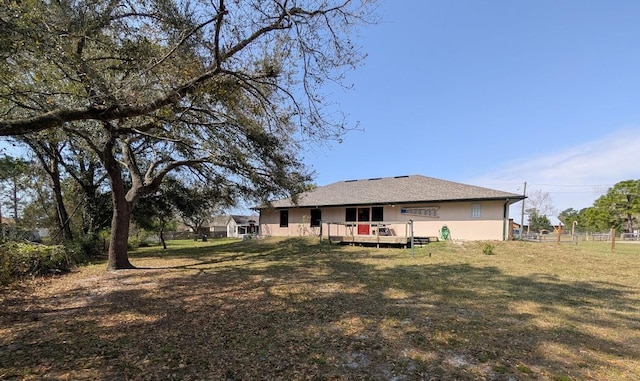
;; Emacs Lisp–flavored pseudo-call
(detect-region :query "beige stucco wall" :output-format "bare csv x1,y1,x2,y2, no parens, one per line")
226,218,238,238
260,200,510,241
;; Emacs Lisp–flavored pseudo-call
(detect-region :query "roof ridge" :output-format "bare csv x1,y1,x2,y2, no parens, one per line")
338,174,421,183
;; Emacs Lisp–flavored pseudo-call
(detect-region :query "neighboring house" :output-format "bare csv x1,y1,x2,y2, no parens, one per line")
198,215,260,238
510,220,529,238
547,216,565,234
208,216,231,238
258,175,524,242
177,217,227,238
227,215,259,238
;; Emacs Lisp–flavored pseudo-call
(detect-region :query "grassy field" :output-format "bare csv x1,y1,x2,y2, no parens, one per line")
1,238,639,380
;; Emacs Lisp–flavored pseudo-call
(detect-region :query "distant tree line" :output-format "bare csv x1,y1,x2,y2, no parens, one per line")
521,180,640,234
557,180,640,234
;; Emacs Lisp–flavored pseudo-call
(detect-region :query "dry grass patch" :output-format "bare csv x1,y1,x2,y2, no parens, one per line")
1,238,639,380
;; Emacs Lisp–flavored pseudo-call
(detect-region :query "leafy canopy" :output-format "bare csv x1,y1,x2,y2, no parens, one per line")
1,0,377,268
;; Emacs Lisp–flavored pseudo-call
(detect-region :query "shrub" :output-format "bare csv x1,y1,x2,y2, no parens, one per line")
482,243,495,255
128,229,157,250
0,242,73,285
74,233,104,259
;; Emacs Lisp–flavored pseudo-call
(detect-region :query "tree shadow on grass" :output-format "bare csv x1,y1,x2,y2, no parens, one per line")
1,240,639,380
129,237,370,271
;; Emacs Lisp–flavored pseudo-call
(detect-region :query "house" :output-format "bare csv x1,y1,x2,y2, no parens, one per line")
258,175,524,242
207,216,231,238
200,215,260,238
227,215,259,238
548,216,565,233
510,220,528,239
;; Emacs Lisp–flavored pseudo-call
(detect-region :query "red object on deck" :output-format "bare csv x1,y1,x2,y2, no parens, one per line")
357,224,370,235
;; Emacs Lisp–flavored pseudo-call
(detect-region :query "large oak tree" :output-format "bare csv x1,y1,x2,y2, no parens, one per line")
1,0,374,269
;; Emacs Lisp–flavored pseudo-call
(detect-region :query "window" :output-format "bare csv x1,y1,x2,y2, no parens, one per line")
357,207,370,222
345,208,357,222
280,210,289,227
471,203,481,219
310,209,321,227
372,207,384,222
401,207,439,218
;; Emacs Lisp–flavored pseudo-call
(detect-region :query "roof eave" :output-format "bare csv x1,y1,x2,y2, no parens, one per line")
259,195,525,209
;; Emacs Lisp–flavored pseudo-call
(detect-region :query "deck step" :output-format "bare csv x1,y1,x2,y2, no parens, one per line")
411,237,431,247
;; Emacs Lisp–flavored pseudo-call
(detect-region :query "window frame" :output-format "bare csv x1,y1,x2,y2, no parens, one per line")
280,210,289,227
471,203,481,219
371,206,384,222
345,208,357,222
357,207,370,222
310,209,322,227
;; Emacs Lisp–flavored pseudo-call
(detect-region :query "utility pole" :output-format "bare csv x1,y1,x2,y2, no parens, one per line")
520,181,527,239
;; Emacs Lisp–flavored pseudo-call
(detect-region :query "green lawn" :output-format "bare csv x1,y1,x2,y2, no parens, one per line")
1,238,639,380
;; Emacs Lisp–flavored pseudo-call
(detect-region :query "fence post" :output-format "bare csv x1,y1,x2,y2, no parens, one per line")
409,220,414,258
611,228,616,253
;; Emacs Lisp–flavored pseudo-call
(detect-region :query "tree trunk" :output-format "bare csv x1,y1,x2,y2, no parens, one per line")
81,187,101,235
160,227,167,250
53,181,73,242
0,201,3,240
50,157,73,242
106,175,135,270
29,141,74,242
11,177,19,220
104,139,135,270
107,200,134,269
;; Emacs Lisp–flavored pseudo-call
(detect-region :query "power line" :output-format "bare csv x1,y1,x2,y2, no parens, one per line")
528,183,614,187
527,191,605,196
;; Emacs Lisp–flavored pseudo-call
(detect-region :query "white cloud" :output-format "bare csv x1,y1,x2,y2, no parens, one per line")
468,127,640,219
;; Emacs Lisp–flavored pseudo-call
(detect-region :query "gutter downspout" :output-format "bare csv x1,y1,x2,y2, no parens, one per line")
503,199,510,241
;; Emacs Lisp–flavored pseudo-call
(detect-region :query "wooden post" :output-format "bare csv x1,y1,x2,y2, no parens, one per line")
611,228,616,253
409,220,414,258
556,225,562,245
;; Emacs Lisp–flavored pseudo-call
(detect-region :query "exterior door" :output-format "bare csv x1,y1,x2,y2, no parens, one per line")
357,208,370,235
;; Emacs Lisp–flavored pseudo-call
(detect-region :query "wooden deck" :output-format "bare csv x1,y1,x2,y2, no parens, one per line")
323,221,435,248
327,235,437,248
328,235,410,247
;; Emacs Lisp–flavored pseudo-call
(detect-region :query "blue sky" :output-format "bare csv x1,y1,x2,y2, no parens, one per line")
303,0,640,222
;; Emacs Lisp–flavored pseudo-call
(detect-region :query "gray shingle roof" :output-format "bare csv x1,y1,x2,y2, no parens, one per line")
209,216,230,227
231,215,259,224
267,175,524,208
